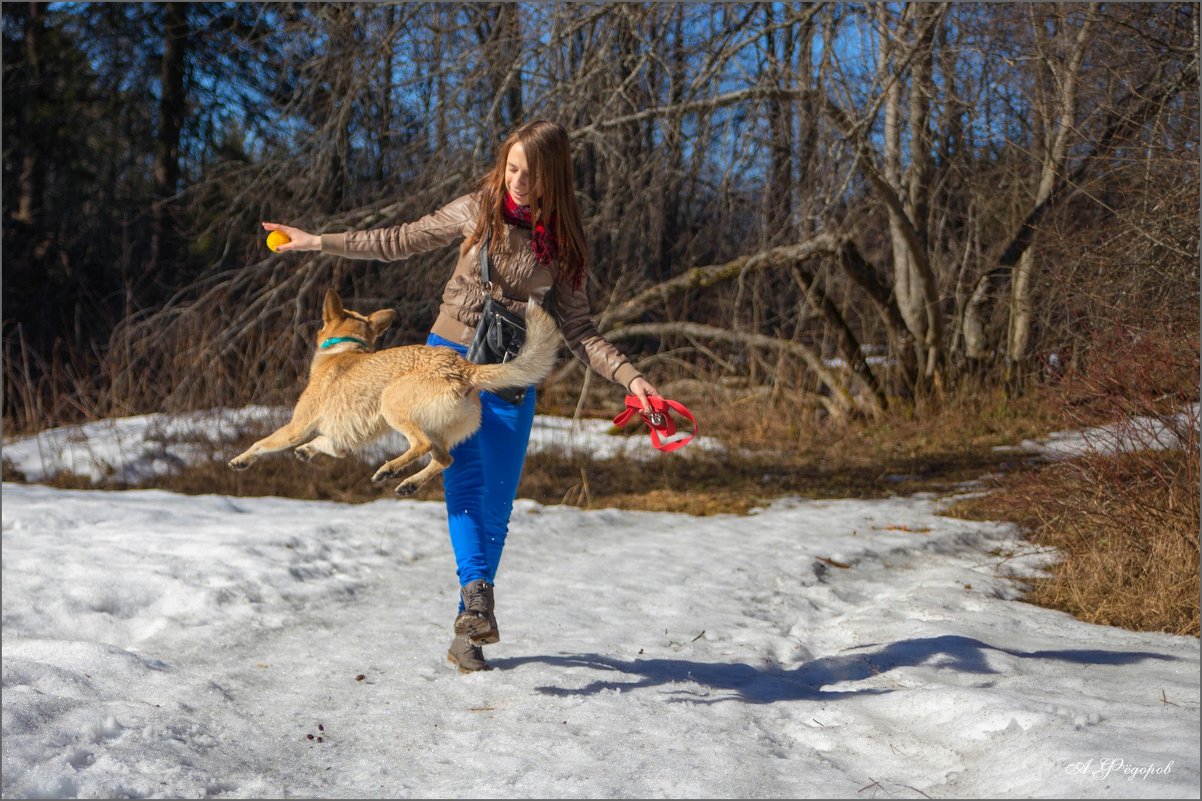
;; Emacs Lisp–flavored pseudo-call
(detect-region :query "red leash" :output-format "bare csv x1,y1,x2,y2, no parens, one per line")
612,395,699,453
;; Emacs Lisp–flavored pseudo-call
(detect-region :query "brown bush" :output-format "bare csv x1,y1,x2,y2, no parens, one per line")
950,325,1200,636
956,441,1199,636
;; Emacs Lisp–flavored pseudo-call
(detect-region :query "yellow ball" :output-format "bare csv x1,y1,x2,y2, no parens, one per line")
266,230,291,252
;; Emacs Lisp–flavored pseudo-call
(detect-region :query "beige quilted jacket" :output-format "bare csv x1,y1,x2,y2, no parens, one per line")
320,193,642,390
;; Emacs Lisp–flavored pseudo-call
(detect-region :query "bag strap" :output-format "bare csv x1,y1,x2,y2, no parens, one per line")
478,231,493,290
613,395,699,453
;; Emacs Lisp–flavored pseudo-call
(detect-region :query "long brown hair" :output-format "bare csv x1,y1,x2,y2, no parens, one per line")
465,120,588,288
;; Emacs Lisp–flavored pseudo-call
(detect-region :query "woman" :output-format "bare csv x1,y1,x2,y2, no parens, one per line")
263,120,660,674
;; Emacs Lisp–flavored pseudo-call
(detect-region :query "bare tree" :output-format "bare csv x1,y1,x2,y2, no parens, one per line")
1005,4,1096,386
5,2,1196,432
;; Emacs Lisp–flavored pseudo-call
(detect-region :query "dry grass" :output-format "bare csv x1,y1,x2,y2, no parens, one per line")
947,444,1200,636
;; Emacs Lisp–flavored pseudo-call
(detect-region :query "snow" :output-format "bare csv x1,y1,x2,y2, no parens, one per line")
2,414,1199,799
2,406,284,485
995,403,1200,461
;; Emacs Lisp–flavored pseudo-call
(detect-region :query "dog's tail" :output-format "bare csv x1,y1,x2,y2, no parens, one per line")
468,302,560,395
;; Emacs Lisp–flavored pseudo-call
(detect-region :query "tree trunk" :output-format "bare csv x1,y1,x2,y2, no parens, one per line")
14,2,44,225
377,5,395,187
657,5,686,282
837,239,918,393
501,4,523,129
148,2,189,282
791,262,887,415
907,5,944,381
763,3,795,245
1005,5,1096,387
879,6,928,381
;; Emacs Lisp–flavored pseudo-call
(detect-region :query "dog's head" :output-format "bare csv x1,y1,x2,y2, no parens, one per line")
316,288,396,350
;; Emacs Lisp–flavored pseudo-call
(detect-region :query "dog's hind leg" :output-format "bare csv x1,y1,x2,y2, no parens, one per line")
370,418,433,490
294,435,344,463
374,381,465,496
229,420,315,471
392,440,452,497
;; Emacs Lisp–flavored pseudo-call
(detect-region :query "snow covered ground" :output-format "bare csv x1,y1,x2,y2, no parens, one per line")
2,413,1199,799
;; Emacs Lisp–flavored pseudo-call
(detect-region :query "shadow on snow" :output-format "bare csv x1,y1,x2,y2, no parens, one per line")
491,634,1179,704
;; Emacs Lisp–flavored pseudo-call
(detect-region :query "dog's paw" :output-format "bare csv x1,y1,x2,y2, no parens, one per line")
228,457,251,471
371,467,396,484
394,483,418,498
294,445,317,463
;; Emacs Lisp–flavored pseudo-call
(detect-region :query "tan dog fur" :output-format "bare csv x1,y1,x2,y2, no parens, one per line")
228,288,558,496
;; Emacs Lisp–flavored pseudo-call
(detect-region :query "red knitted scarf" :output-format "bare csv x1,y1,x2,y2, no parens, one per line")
501,192,557,266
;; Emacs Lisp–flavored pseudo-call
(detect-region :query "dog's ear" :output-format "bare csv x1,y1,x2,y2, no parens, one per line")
322,289,344,324
369,309,396,335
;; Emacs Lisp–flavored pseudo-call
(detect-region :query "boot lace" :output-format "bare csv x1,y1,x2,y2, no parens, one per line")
462,581,492,614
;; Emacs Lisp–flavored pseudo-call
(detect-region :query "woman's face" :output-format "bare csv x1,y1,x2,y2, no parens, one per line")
505,142,531,206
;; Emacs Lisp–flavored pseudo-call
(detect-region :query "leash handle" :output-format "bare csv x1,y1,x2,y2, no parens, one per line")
612,396,699,453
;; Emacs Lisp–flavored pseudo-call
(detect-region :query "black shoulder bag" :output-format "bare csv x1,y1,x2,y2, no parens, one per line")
466,232,528,405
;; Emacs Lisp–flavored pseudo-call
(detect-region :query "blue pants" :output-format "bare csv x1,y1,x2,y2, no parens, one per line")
426,333,536,592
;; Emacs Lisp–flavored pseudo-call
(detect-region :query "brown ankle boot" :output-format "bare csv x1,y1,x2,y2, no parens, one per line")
447,633,493,673
454,579,499,644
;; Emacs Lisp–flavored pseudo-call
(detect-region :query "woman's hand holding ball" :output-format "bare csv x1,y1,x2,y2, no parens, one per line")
262,222,320,253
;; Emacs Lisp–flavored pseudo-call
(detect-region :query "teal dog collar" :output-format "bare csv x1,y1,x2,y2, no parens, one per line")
319,336,369,350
